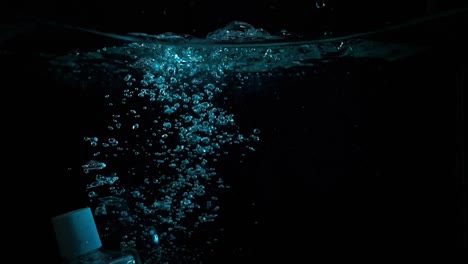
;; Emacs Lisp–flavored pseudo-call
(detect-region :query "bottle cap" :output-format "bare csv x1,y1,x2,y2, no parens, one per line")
51,207,102,260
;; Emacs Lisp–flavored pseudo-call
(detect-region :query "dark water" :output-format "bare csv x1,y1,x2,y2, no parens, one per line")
2,4,467,263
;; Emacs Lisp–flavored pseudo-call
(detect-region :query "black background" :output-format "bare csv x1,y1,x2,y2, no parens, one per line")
2,0,467,37
1,0,467,263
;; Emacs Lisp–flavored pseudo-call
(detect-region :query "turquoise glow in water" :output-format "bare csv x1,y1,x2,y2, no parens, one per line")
46,15,459,262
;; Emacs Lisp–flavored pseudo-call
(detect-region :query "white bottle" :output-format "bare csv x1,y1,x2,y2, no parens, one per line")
51,207,141,264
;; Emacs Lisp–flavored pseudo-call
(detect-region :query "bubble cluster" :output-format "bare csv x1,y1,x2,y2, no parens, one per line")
79,41,264,263
51,19,365,263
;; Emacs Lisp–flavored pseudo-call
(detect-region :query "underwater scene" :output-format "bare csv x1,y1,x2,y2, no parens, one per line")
2,1,467,263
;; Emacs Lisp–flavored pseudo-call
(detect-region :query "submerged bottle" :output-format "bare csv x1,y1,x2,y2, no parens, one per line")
51,207,141,264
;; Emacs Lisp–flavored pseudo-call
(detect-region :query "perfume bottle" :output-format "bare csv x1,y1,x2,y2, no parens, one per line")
51,207,141,264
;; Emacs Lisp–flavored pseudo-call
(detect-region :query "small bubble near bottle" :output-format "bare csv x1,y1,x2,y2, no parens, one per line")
51,207,142,264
